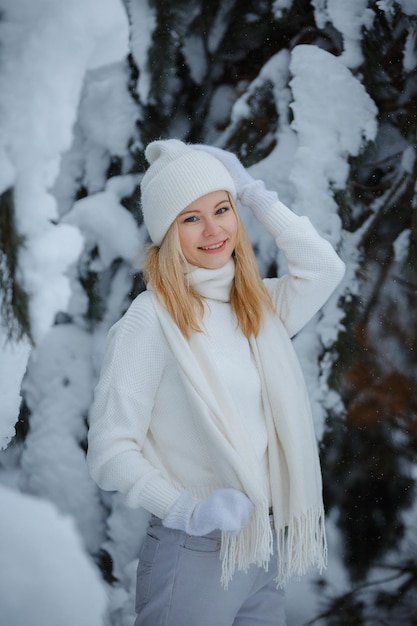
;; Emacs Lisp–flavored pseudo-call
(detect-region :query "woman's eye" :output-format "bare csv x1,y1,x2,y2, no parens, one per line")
215,206,229,215
184,215,197,223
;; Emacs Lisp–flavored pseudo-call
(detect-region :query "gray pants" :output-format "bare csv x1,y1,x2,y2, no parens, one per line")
134,516,286,626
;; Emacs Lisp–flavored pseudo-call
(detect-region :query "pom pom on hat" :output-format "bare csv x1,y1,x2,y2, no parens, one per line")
140,139,236,245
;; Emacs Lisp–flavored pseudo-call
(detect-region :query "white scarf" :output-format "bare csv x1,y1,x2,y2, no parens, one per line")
149,259,327,587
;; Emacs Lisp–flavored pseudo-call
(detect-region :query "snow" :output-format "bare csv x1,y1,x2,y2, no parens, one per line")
0,484,108,626
124,0,157,106
0,2,130,619
378,0,417,16
204,84,238,144
20,324,106,553
393,230,411,265
63,176,142,270
404,29,417,71
401,145,416,174
18,224,84,340
79,63,138,157
182,34,208,84
207,4,235,54
0,0,129,344
272,0,294,19
314,0,375,68
289,44,377,243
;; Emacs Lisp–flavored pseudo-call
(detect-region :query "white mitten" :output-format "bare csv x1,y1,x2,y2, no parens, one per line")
192,144,280,222
193,144,254,195
163,488,253,536
194,143,301,238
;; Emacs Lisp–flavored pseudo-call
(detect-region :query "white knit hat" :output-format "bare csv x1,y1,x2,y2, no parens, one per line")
140,139,237,245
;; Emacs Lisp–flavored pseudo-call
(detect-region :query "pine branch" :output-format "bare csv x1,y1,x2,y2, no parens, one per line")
0,188,32,342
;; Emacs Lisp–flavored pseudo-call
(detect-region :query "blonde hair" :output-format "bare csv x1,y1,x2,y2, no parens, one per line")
143,195,274,338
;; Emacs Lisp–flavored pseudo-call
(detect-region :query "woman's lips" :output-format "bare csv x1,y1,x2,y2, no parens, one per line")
199,240,227,252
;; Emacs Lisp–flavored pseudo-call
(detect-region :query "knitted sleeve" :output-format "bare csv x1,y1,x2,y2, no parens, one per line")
87,292,182,518
260,201,345,337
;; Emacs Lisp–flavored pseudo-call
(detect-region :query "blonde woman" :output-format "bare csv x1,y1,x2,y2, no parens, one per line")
87,139,345,626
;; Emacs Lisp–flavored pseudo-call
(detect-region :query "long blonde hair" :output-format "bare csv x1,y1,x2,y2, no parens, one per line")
143,195,274,338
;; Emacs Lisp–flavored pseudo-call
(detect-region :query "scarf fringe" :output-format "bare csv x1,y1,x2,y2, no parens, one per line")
220,500,273,589
275,505,328,588
220,505,327,589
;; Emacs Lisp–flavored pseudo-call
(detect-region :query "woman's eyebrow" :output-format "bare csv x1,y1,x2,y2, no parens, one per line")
179,208,201,216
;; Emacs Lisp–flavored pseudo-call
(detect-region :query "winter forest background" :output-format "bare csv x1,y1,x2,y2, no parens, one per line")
0,0,416,624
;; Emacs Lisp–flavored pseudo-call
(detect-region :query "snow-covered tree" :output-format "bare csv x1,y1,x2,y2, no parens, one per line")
0,1,416,624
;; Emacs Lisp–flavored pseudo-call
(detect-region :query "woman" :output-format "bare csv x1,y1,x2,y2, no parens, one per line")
87,139,345,625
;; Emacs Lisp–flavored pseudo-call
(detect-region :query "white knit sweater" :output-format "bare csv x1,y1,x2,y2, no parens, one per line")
87,200,345,525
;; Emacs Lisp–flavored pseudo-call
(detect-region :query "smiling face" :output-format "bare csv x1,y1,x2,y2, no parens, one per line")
176,190,238,269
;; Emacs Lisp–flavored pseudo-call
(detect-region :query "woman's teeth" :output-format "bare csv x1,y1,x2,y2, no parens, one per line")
200,241,224,250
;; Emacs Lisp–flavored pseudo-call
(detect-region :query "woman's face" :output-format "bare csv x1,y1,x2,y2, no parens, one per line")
176,190,238,269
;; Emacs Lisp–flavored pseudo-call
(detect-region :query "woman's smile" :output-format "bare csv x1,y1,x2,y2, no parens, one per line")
199,240,227,252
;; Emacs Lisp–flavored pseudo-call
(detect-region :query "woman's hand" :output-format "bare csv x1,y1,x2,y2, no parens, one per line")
192,144,254,198
192,144,280,222
163,488,253,536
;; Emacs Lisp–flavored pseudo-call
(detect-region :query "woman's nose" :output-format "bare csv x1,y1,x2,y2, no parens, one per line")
203,218,220,236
